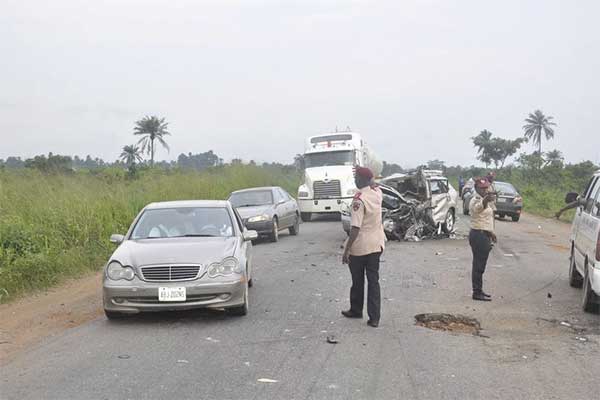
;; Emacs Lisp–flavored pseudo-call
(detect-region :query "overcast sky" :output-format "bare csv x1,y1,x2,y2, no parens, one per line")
1,0,599,167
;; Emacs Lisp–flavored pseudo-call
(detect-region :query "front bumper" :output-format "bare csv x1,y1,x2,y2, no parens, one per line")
298,198,352,214
103,276,246,314
495,201,522,215
244,220,275,235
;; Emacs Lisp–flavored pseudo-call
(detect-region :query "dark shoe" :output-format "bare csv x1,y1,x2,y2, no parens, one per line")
472,293,492,302
341,310,362,319
367,320,379,328
482,291,492,298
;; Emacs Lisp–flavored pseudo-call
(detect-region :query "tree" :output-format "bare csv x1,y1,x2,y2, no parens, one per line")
545,149,564,168
493,137,525,168
133,116,170,166
382,161,403,177
472,130,494,167
522,110,556,155
293,154,305,171
426,159,446,171
120,145,143,167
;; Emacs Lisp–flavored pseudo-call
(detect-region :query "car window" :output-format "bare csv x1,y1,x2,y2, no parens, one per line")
582,176,597,199
494,182,517,195
593,189,600,217
279,188,292,201
585,179,600,214
131,207,234,239
274,189,284,204
430,180,448,195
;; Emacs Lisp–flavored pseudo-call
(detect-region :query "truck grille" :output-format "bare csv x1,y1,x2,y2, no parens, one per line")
140,265,201,282
313,180,341,199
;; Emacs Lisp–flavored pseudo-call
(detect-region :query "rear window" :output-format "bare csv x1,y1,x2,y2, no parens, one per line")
494,182,517,195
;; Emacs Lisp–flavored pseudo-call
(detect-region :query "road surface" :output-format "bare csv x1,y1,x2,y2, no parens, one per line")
1,213,599,399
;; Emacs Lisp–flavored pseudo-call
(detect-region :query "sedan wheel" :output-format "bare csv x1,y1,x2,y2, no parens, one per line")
229,283,249,316
270,219,279,242
289,215,300,236
442,210,455,233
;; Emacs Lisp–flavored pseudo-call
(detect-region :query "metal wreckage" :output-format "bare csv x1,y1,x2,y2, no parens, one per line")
377,168,460,241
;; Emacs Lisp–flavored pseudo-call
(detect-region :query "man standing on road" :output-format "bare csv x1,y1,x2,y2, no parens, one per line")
342,167,386,327
469,177,497,302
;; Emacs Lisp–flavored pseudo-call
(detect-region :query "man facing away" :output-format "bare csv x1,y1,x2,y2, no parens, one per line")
469,177,497,301
342,166,386,327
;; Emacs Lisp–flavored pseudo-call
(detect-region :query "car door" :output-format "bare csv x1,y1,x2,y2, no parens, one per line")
281,188,298,225
277,188,294,227
429,179,451,224
233,208,253,279
272,188,288,228
574,176,600,269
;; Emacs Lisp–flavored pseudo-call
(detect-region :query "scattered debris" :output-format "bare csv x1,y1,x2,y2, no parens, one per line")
206,337,220,343
575,336,588,342
257,378,278,383
244,362,251,367
117,354,131,359
326,335,339,344
176,359,189,364
503,254,515,257
560,321,572,328
547,293,552,299
435,252,444,256
415,313,482,336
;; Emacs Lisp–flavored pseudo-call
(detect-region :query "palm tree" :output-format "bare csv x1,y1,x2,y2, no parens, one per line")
133,116,170,166
120,145,143,167
544,149,564,168
522,110,556,154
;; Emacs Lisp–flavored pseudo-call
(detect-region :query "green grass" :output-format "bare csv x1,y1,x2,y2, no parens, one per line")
0,165,300,302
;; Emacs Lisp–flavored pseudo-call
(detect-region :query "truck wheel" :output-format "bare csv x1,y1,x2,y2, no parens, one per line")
270,219,279,242
301,212,312,222
511,214,520,222
289,215,300,236
582,265,599,313
568,250,583,288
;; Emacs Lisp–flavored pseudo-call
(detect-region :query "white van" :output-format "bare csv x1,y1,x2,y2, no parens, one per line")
567,170,600,312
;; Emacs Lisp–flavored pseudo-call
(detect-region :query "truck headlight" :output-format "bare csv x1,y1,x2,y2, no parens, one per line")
208,257,242,278
298,191,309,198
346,188,357,196
248,214,269,223
106,261,135,281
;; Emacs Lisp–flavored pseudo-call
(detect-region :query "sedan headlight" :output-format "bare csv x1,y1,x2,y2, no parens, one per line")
247,214,269,223
107,261,135,281
208,257,242,278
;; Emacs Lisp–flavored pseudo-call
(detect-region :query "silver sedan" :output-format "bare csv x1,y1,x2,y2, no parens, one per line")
102,200,258,319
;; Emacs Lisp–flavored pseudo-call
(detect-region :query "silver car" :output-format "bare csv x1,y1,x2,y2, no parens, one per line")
103,200,258,319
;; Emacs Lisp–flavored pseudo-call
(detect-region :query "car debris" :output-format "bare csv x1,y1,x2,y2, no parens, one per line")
342,167,459,241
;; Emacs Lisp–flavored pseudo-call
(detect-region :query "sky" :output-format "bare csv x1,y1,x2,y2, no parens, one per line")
1,0,599,167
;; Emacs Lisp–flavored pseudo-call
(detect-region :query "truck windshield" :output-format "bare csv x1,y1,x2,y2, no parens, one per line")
304,151,355,168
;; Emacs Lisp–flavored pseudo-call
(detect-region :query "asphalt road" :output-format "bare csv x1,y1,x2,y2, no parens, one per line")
2,212,599,400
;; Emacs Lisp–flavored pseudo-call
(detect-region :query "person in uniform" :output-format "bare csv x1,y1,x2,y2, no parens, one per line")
469,177,497,301
342,166,386,327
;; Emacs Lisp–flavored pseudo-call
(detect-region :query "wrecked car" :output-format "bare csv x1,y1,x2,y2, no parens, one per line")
341,169,458,241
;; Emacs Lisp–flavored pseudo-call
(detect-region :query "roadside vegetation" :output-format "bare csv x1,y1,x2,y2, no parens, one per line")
0,165,300,303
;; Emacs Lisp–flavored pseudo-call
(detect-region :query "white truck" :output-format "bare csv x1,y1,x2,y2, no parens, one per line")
297,131,382,221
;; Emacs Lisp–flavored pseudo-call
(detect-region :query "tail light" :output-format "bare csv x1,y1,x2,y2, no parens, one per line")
596,230,600,262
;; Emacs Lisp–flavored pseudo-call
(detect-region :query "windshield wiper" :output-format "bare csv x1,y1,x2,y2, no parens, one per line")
236,204,260,207
175,234,218,237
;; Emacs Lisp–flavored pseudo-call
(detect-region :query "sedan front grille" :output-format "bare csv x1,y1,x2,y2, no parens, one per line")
140,265,201,282
313,180,341,199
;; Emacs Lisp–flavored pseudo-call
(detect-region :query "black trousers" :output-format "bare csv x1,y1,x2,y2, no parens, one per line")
348,251,382,322
469,229,492,294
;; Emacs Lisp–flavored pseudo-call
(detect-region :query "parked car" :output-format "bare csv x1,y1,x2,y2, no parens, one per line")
103,200,257,319
566,170,600,313
463,180,523,222
228,186,300,242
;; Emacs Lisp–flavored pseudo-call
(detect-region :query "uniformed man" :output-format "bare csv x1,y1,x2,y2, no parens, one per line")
469,177,497,301
342,166,386,327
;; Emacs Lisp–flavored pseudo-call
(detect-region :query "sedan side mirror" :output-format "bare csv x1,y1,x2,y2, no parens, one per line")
565,192,579,204
110,234,125,244
243,230,258,241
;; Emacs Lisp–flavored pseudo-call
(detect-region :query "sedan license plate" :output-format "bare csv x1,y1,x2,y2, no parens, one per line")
158,287,186,302
497,197,508,203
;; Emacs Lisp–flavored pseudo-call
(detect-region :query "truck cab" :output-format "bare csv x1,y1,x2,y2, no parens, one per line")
297,132,381,221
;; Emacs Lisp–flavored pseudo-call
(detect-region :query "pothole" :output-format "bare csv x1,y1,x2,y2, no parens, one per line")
415,313,481,336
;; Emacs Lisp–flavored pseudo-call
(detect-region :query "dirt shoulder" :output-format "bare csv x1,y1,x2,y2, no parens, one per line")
0,272,103,364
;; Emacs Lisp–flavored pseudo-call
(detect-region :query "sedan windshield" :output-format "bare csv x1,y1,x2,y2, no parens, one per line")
131,207,234,239
229,190,273,207
304,150,355,168
494,182,517,195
